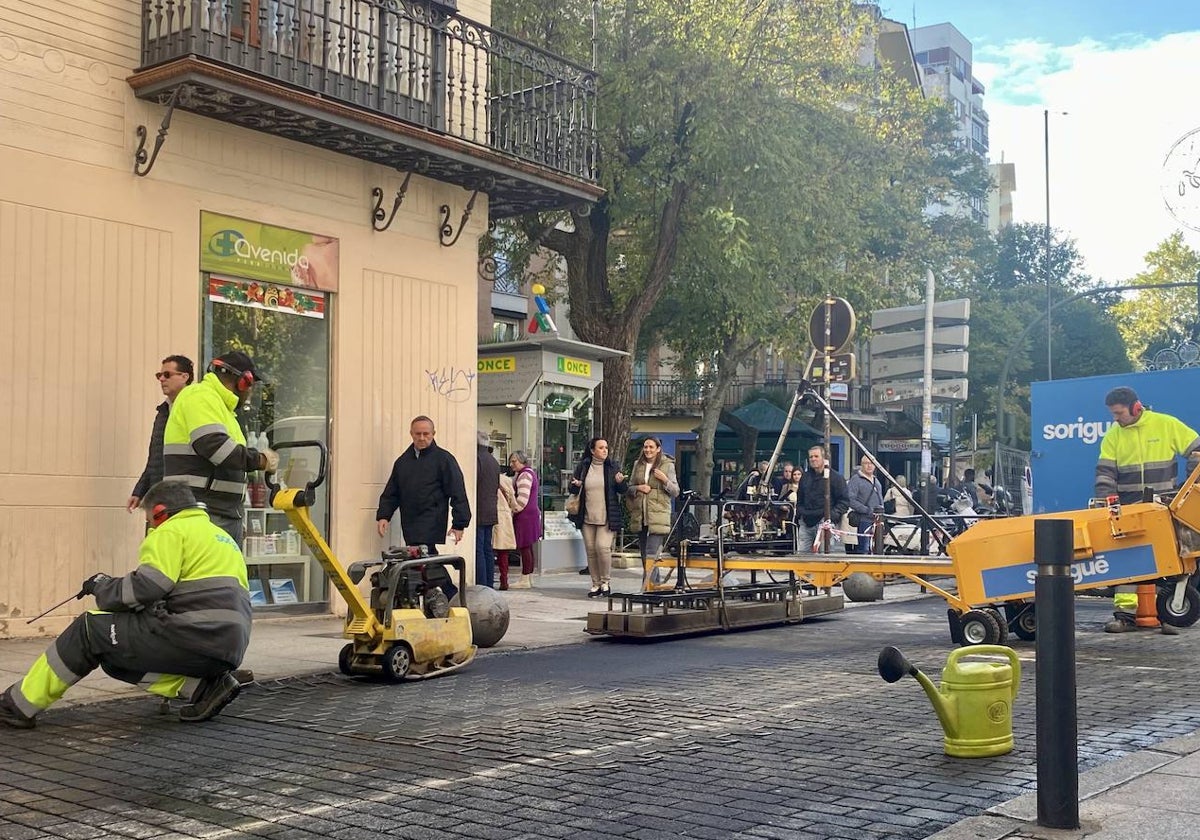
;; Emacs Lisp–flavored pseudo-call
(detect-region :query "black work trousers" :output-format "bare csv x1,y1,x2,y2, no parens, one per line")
58,611,232,686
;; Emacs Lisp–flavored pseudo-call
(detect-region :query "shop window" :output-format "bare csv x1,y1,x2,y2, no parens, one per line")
204,274,331,611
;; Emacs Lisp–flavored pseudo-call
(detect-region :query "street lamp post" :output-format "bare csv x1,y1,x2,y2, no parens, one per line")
1044,109,1068,382
1044,109,1052,381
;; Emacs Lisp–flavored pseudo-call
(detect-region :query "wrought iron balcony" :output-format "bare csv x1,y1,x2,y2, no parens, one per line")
631,377,883,418
130,0,602,217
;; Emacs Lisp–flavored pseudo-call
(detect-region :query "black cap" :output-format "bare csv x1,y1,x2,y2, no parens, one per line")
213,350,267,385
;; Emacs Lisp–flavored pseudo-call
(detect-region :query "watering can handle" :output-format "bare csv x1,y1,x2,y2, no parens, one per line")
946,644,1021,701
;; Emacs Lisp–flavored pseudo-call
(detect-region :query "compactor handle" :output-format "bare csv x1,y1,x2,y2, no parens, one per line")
945,644,1021,701
264,439,328,507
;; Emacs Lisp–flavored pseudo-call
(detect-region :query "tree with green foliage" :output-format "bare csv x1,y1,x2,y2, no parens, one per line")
1112,233,1200,367
643,65,990,494
491,0,987,459
941,222,1130,449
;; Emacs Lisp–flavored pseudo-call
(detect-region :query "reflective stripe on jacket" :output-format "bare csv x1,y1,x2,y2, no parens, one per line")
163,373,260,518
1095,409,1200,503
91,508,252,666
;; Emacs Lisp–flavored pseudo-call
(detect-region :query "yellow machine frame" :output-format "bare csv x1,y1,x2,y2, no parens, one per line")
268,442,476,680
621,461,1200,646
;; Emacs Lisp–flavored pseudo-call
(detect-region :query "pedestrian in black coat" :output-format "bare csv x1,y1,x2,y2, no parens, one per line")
375,417,472,547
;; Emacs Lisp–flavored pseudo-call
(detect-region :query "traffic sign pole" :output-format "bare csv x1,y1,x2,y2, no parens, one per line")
823,298,832,552
806,295,855,555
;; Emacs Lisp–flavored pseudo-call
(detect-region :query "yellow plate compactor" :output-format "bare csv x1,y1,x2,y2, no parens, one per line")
266,441,476,680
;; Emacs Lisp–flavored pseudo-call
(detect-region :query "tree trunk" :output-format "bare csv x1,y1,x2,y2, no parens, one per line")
693,353,749,502
556,183,688,462
599,354,635,462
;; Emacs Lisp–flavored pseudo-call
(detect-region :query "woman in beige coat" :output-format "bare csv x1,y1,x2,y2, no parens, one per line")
493,473,518,590
626,437,680,565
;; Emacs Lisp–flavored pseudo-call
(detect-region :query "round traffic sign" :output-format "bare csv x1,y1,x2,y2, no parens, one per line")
808,297,856,354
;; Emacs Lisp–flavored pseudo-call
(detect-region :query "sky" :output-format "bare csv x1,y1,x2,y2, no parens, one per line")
882,0,1200,284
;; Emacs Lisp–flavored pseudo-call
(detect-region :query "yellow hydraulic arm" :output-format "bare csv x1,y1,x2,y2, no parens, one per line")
266,441,385,646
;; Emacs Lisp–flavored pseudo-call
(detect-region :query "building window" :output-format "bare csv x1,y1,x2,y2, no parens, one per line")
493,318,521,342
952,53,968,80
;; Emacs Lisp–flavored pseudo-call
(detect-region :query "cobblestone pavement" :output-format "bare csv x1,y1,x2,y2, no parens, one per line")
3,596,1200,840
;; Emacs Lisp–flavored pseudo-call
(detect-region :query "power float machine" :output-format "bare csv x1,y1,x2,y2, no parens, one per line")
266,441,476,680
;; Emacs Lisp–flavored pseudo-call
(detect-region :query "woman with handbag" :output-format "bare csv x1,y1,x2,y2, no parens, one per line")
568,438,628,598
494,472,518,590
507,451,542,589
625,437,680,568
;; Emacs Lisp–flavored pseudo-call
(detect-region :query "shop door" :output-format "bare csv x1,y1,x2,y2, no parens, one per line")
204,274,331,610
541,417,570,506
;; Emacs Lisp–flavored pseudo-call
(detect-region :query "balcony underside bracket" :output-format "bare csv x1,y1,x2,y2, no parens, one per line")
439,177,495,247
133,84,191,177
371,158,431,232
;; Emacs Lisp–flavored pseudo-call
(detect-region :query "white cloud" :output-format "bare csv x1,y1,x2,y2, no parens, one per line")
974,31,1200,283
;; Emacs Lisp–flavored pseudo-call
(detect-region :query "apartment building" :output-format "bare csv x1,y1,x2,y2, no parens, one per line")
0,0,601,634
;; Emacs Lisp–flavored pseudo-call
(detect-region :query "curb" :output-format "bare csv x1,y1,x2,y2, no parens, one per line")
925,730,1200,839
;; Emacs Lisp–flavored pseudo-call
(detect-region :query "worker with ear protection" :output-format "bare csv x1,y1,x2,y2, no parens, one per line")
1095,386,1200,632
164,350,278,546
0,482,253,730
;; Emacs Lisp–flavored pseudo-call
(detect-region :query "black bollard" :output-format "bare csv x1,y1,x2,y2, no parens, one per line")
1034,518,1079,829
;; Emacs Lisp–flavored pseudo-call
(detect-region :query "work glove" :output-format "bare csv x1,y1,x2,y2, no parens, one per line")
259,447,280,473
79,573,112,598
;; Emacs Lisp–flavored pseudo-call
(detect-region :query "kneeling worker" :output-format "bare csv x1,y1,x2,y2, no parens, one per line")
0,481,253,729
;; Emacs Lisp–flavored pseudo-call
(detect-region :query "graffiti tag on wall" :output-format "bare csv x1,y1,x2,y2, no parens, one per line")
426,367,476,402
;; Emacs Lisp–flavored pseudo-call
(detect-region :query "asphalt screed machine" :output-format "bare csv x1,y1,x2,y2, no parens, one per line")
587,382,1200,645
267,441,476,680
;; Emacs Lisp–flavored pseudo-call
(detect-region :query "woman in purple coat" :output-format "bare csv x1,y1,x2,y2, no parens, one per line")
507,451,542,588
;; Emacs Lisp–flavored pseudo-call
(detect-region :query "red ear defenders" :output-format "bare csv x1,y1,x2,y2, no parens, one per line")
211,359,256,393
150,503,206,527
1131,399,1143,418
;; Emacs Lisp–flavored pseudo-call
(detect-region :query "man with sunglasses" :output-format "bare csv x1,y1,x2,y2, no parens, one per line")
128,355,195,515
164,350,277,546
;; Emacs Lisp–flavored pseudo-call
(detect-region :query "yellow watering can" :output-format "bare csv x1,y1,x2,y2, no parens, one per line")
878,644,1020,758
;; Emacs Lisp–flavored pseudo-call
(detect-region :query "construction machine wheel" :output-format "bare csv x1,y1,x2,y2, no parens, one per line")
382,643,413,681
338,643,355,676
1157,582,1200,627
983,607,1009,644
960,609,1003,646
1008,604,1036,641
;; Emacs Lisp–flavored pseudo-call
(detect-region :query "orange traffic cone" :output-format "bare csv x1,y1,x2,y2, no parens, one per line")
1134,583,1159,628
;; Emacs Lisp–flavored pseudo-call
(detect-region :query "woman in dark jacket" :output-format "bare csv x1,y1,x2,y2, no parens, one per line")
568,438,628,598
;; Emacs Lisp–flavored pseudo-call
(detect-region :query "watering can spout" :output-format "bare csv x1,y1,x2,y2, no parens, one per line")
878,645,958,738
913,667,958,737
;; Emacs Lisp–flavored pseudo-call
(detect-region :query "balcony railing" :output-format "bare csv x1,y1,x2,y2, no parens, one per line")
631,378,880,415
134,0,600,215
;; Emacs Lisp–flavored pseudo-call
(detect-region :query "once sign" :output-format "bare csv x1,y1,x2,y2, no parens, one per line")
556,356,592,377
478,356,517,374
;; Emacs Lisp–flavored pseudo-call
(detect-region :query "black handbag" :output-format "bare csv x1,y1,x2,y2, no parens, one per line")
883,498,897,515
848,511,861,528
